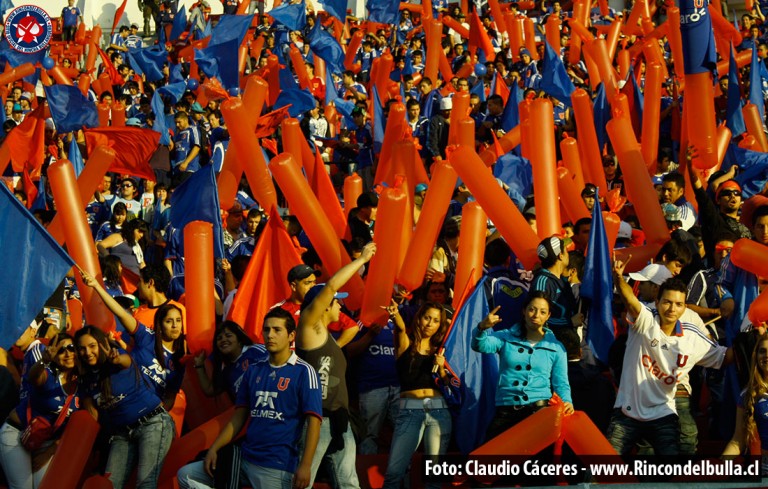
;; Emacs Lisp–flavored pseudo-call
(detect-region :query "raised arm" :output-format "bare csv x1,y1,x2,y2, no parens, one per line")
79,268,138,334
613,255,642,320
298,242,376,342
471,306,505,354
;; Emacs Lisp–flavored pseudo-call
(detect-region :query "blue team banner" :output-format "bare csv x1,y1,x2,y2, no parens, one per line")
679,0,717,74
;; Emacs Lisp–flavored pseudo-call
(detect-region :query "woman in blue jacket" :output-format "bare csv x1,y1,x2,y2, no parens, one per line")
472,291,573,439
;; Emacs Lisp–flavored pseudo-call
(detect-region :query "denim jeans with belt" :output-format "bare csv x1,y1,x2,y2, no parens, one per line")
358,385,400,455
607,409,680,456
106,410,175,489
382,398,452,489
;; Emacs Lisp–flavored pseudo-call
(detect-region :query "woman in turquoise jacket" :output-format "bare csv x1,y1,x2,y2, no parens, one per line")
472,290,574,440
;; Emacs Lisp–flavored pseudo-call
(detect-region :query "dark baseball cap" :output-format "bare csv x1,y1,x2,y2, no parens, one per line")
581,183,597,197
287,264,320,283
301,284,349,311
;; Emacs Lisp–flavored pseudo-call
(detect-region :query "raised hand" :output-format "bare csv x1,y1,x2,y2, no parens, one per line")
612,253,632,277
360,242,377,262
479,306,502,330
100,341,121,365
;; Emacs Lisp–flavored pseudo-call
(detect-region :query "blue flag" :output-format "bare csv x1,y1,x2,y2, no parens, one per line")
679,0,717,74
274,89,316,118
724,145,768,198
500,83,522,132
0,183,74,348
69,138,84,178
726,46,746,137
593,83,611,153
540,41,575,106
210,14,254,46
309,20,345,75
279,67,300,91
0,41,45,84
493,153,532,211
202,19,212,38
367,0,399,24
127,45,168,82
170,164,225,258
325,68,338,102
442,277,499,453
372,85,385,153
580,189,614,365
270,0,307,30
44,85,100,134
470,79,486,102
152,81,187,145
30,176,47,212
195,37,240,90
749,44,765,121
319,0,347,22
170,5,187,41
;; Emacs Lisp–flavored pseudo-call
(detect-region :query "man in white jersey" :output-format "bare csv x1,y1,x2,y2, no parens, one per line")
608,257,733,455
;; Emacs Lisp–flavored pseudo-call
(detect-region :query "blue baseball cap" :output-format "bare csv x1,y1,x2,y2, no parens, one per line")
301,284,349,311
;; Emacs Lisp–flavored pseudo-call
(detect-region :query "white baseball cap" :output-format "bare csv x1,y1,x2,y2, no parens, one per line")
628,263,673,286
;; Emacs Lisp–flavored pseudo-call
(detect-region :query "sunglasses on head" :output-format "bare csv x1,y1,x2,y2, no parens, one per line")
719,189,741,198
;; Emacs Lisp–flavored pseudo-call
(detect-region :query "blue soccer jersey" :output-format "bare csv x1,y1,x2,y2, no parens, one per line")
235,352,322,473
131,323,185,400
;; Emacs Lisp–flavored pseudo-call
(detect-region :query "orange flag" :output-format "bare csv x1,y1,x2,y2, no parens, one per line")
111,0,129,36
228,206,303,343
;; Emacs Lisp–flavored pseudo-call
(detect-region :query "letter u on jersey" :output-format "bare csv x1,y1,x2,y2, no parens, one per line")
676,355,689,368
277,377,291,391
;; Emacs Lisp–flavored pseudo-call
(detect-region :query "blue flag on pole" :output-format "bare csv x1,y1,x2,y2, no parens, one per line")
170,164,225,258
127,45,168,82
493,153,532,211
593,83,611,153
470,79,486,102
0,183,74,348
749,44,765,120
319,0,347,22
679,0,717,74
580,189,614,365
726,46,746,137
270,0,307,30
723,145,768,199
195,37,240,90
442,277,499,453
170,5,187,41
540,41,575,106
44,85,100,134
309,20,345,75
367,0,399,24
274,89,316,118
372,85,385,153
210,14,254,46
69,137,84,178
500,83,522,132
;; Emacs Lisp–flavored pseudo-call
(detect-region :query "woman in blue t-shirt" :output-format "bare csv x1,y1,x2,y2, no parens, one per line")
80,269,187,408
75,326,174,489
723,333,768,474
0,333,78,488
193,320,267,401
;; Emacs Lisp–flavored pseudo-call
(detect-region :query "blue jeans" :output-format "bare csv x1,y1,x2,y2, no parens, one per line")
382,401,452,489
607,409,680,456
676,396,698,455
300,416,360,489
106,411,175,489
358,386,400,455
177,458,293,489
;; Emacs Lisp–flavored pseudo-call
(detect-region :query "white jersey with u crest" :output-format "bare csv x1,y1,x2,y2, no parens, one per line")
615,306,726,421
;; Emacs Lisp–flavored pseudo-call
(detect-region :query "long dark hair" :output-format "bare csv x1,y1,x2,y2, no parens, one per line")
409,302,448,351
120,218,148,247
153,303,186,370
74,325,139,404
211,320,253,396
513,291,554,339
